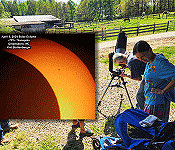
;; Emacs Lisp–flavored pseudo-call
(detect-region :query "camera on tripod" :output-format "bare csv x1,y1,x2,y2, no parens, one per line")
109,31,127,76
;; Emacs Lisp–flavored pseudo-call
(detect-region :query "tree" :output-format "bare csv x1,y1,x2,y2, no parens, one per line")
57,2,69,23
90,0,99,21
76,0,90,21
36,0,45,15
27,0,36,15
86,0,95,21
125,0,134,16
0,2,4,18
67,0,76,21
117,0,125,17
102,0,115,20
19,1,28,16
170,0,174,11
11,0,19,16
49,0,58,17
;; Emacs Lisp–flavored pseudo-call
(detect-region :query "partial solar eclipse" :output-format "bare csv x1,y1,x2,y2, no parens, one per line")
0,36,95,119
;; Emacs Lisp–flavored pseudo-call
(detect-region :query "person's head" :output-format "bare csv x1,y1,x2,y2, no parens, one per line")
113,53,127,64
133,40,154,63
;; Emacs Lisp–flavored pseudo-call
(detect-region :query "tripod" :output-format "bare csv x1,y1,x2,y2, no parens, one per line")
97,72,134,118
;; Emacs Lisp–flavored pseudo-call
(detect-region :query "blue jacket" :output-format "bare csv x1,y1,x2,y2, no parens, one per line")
144,54,175,105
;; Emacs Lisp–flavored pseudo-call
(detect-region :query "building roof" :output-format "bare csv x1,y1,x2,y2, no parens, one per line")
13,15,61,22
0,18,45,26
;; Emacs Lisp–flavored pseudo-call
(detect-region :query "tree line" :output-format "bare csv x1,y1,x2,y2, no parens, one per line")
0,0,174,22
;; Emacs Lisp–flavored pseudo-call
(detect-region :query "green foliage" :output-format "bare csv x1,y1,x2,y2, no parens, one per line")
121,103,131,110
67,0,76,21
1,0,174,23
90,122,105,136
11,0,19,16
40,135,60,149
18,1,28,16
171,102,175,108
0,3,4,17
27,0,37,15
0,24,17,34
99,57,109,64
104,118,116,134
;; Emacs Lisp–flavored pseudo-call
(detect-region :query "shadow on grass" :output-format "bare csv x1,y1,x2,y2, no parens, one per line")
62,129,84,150
103,95,124,137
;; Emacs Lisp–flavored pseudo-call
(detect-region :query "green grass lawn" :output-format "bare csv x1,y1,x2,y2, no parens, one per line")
0,130,61,150
153,46,175,64
47,12,175,43
72,12,175,42
75,17,175,30
100,46,175,64
75,13,175,31
98,18,174,42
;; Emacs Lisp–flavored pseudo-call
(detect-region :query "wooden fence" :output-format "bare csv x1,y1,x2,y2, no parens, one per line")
95,21,174,40
47,21,175,40
46,28,94,34
169,20,175,31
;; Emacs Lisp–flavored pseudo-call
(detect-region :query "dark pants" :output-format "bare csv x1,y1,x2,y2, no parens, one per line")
0,120,9,140
136,78,145,110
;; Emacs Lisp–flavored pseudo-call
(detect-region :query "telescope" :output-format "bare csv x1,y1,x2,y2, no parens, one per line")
109,31,127,75
97,31,134,117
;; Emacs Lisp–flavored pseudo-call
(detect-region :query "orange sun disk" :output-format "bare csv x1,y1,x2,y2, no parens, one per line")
3,37,95,119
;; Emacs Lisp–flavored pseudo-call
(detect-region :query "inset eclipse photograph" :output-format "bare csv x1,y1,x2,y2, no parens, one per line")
0,34,95,119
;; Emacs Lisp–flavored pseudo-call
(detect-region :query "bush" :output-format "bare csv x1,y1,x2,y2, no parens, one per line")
0,24,17,34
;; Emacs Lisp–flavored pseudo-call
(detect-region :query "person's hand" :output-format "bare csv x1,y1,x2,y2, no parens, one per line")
151,88,164,94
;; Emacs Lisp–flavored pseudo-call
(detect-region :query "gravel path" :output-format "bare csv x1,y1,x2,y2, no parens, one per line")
6,32,175,150
95,31,175,50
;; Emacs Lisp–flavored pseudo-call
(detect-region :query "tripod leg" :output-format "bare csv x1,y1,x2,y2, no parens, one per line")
121,77,134,109
96,109,108,119
97,76,114,106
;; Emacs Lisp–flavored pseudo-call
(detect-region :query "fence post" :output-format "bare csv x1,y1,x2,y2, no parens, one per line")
153,23,155,34
166,21,169,32
120,26,122,32
104,28,106,40
137,25,139,36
